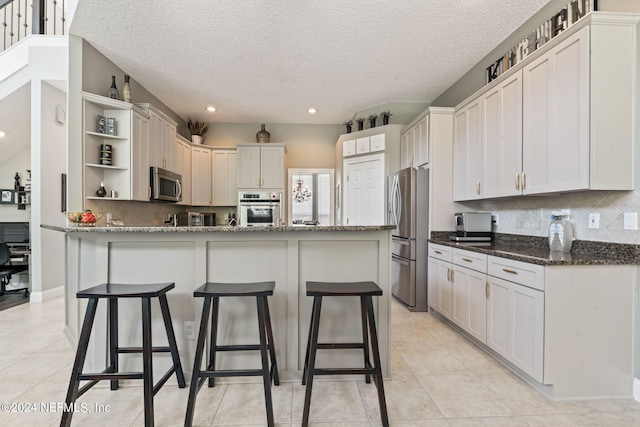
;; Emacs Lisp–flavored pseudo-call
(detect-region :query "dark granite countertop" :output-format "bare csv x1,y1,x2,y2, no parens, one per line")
42,224,395,233
429,232,640,266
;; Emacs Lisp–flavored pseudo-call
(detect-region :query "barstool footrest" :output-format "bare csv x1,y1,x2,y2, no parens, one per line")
153,367,180,396
313,367,376,376
116,346,172,354
315,342,365,350
199,368,264,378
216,344,263,351
79,372,145,381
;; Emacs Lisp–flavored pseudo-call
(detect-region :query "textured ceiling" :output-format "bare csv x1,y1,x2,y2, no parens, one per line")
69,0,552,124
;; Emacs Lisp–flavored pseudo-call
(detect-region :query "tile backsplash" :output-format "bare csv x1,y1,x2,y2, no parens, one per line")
457,190,640,244
85,200,236,226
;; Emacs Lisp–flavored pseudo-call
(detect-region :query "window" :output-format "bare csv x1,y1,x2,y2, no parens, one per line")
288,169,334,226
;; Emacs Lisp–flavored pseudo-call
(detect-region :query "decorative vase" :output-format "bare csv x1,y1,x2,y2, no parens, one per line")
192,135,203,144
122,75,131,103
345,122,352,133
108,75,119,100
96,181,107,197
368,117,377,128
356,120,364,131
256,124,271,143
382,113,390,125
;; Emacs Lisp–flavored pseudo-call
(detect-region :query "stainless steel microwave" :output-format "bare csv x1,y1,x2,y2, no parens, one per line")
150,167,182,202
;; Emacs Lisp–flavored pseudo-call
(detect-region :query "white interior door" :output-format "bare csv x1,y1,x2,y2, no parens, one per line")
344,154,384,225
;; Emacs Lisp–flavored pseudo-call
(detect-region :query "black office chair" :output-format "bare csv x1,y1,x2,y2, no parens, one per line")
0,242,29,297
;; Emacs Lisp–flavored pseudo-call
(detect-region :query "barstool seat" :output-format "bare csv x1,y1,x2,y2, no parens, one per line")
302,280,388,427
61,282,186,427
185,281,279,427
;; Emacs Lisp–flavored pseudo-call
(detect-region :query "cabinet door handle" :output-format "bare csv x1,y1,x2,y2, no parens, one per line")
502,268,518,275
522,172,526,190
486,281,489,298
434,250,443,255
515,173,520,190
462,258,473,263
476,181,480,195
450,269,454,282
446,268,451,282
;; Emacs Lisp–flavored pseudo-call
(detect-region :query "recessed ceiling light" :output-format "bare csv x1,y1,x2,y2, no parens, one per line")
308,108,317,114
0,131,5,138
206,106,216,112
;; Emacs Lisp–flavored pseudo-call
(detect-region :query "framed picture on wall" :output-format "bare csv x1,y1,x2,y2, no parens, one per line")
0,189,15,204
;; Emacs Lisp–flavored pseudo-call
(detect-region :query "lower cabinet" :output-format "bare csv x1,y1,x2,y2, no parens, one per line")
451,262,487,343
486,274,544,382
428,244,453,318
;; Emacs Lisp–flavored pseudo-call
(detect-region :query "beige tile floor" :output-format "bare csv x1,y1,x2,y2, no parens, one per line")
1,295,640,426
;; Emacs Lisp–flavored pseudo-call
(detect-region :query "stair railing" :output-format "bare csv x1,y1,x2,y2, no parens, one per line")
1,0,65,53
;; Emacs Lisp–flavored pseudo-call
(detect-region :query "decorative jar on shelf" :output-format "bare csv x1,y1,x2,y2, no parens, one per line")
256,124,271,143
96,181,107,197
122,75,131,103
108,75,119,100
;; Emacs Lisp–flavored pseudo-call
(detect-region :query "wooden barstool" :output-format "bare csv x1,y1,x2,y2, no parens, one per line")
61,282,186,427
301,281,388,427
184,281,279,427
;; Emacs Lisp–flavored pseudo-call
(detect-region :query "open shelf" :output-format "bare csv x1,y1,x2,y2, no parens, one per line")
86,163,128,170
85,131,128,140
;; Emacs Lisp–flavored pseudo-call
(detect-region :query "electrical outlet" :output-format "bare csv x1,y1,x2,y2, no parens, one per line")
184,321,195,340
624,212,638,231
588,213,600,229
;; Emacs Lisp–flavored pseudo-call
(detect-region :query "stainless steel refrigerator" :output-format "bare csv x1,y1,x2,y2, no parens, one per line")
389,167,428,312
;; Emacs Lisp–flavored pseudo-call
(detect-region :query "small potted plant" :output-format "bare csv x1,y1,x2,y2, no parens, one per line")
343,121,353,134
381,111,392,125
368,114,378,128
187,119,208,144
355,117,365,131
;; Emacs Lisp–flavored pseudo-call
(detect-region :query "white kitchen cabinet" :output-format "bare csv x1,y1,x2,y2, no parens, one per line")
482,70,522,198
451,249,488,343
356,137,370,154
453,99,482,200
212,148,237,206
130,110,149,201
82,92,139,203
400,115,428,169
370,134,385,152
453,14,637,202
175,136,192,205
191,145,212,206
427,244,453,318
135,104,178,172
343,139,356,157
522,26,589,195
236,143,285,190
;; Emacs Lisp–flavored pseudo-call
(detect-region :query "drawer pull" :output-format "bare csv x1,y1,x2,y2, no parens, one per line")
486,282,489,298
502,268,518,275
434,250,443,254
462,258,473,263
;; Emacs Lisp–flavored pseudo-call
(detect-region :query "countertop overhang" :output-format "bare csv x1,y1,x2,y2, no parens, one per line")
42,224,396,233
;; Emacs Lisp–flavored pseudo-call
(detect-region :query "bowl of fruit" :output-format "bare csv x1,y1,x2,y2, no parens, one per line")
65,210,102,226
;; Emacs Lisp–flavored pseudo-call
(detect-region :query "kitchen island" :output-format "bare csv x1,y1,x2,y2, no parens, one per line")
44,224,394,383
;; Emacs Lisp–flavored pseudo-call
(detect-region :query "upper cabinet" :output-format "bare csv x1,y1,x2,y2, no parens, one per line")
400,114,428,169
135,103,178,172
453,14,638,202
236,143,285,190
175,136,192,206
212,148,237,206
343,134,385,158
81,92,144,203
453,99,482,200
191,145,212,206
130,110,150,201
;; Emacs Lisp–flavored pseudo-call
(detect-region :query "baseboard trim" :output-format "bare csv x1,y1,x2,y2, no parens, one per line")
30,285,64,302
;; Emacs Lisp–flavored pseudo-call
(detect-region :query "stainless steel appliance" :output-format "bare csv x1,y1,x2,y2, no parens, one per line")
202,213,216,226
450,212,492,242
177,212,204,226
238,192,282,226
389,167,428,312
150,167,182,202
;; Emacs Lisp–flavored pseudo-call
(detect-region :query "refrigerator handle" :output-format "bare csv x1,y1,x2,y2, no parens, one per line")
394,176,402,226
390,175,398,225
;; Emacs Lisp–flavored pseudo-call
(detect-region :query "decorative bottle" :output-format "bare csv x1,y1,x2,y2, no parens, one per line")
122,75,131,103
108,75,119,100
96,181,107,197
256,124,271,143
548,214,574,252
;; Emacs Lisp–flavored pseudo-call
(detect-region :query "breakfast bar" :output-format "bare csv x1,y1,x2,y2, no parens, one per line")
43,224,393,383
